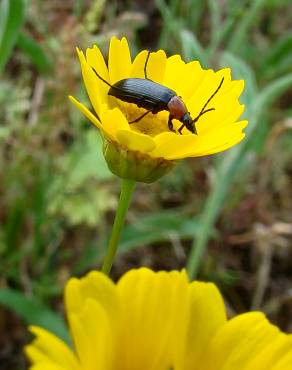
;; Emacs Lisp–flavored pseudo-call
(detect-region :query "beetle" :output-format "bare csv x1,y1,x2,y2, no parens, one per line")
91,51,224,135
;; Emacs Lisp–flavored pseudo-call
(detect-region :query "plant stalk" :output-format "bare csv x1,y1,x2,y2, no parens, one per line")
101,179,136,275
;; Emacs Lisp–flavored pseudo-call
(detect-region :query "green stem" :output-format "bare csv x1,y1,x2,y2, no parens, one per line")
101,179,136,275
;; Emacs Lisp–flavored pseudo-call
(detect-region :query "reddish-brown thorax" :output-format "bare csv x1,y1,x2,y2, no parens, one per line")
167,96,188,119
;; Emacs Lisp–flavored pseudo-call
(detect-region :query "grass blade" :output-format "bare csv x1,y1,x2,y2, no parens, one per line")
180,29,209,67
187,73,292,279
227,0,266,54
259,32,292,80
207,0,221,55
220,51,258,116
17,34,53,75
119,210,202,253
0,0,26,73
0,288,70,343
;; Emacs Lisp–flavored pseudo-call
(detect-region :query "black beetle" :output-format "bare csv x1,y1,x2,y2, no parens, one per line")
91,51,224,135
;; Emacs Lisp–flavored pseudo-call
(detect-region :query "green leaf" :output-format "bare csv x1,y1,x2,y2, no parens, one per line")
185,0,205,33
180,29,209,68
17,33,52,75
259,33,292,80
247,73,292,136
0,288,70,343
48,131,115,227
227,0,266,54
3,198,24,255
119,210,203,253
220,51,258,116
0,0,26,73
207,0,221,54
67,131,113,185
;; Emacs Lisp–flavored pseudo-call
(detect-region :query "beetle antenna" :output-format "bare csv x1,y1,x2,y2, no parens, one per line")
192,77,224,124
91,67,113,88
91,66,134,95
144,51,151,79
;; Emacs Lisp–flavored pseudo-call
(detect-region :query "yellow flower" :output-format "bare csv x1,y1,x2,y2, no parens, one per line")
70,37,247,182
26,268,292,370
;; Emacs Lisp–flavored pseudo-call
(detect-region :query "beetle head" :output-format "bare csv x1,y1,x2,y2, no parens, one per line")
182,113,198,135
168,97,198,135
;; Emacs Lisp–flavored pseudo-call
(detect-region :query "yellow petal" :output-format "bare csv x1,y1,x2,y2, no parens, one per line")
130,49,167,82
177,128,246,158
163,54,185,91
100,108,130,139
244,334,292,370
145,50,167,83
26,326,79,370
65,271,119,325
187,68,234,120
178,60,207,100
151,121,247,159
116,268,189,370
68,95,103,131
151,131,195,159
130,50,149,78
195,98,245,135
214,68,232,93
193,132,245,157
25,345,51,364
201,312,281,370
219,77,244,99
199,103,245,132
30,364,67,370
68,299,113,370
163,56,205,100
116,129,156,153
26,267,292,370
177,282,227,370
272,349,292,370
76,48,103,116
108,37,131,84
86,45,110,104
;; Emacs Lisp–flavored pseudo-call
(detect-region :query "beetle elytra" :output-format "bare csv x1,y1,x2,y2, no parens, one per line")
91,51,224,135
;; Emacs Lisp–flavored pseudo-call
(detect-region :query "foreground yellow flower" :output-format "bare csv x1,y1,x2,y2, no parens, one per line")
26,268,292,370
70,37,248,182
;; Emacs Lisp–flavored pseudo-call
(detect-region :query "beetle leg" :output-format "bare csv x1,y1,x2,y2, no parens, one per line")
167,115,176,133
129,110,151,123
178,124,185,135
144,51,151,79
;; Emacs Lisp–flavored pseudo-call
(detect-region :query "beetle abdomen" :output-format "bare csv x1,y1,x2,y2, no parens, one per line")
109,78,176,113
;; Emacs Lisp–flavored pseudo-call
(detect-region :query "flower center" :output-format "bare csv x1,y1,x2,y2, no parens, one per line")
111,98,183,136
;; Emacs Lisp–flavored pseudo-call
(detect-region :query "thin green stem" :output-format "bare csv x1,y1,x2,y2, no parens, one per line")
101,179,136,275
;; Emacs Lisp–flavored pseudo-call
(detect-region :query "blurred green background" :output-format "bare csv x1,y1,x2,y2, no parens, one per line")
0,0,292,368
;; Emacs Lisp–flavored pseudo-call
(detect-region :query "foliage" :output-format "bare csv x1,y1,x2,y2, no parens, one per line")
0,0,291,367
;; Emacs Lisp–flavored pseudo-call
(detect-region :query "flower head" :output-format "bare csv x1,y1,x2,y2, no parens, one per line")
26,268,292,370
70,37,247,182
